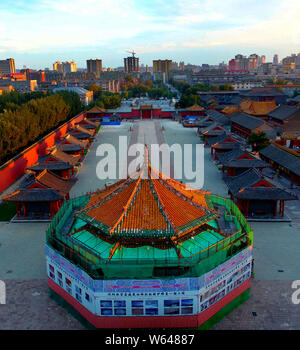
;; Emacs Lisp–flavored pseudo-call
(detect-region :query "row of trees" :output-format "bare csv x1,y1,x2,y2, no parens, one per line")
0,91,83,164
123,81,176,99
86,84,122,109
0,91,48,113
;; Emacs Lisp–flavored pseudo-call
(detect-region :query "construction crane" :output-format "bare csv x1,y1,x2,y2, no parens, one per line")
126,50,136,57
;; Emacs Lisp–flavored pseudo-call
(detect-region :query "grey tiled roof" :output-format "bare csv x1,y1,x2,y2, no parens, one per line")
231,112,264,130
27,161,73,171
3,188,63,202
206,109,228,124
235,187,297,200
217,147,253,164
206,133,230,146
268,105,299,121
59,144,83,152
224,168,262,194
259,144,300,176
223,159,270,168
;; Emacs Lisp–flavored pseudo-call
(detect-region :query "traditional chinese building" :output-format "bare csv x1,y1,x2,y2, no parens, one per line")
3,188,64,220
259,143,300,187
27,161,74,179
231,113,274,140
224,168,297,218
46,149,253,329
3,169,77,220
241,87,287,104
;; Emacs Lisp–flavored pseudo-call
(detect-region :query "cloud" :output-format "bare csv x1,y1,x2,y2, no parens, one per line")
0,0,299,67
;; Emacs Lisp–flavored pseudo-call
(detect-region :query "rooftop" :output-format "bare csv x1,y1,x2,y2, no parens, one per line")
268,105,300,121
3,188,63,202
46,146,252,278
259,144,300,177
231,112,264,130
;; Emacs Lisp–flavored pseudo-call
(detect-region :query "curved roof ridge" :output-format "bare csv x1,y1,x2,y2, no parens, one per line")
109,170,144,234
77,176,136,214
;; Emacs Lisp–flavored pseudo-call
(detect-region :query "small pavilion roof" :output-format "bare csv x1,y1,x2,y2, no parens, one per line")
64,134,88,148
205,109,228,124
206,133,230,147
222,159,271,169
59,143,83,152
234,187,297,200
224,168,265,194
203,129,226,137
212,142,239,151
34,169,77,196
87,105,105,113
78,122,96,130
48,147,80,166
217,148,254,164
186,104,205,112
3,188,63,202
70,131,91,139
75,125,94,136
85,118,100,126
27,161,73,172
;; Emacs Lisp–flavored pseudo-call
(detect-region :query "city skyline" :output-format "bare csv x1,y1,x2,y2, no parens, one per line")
1,0,300,69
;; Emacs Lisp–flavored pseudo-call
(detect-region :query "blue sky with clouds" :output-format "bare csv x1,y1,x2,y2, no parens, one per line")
1,0,300,69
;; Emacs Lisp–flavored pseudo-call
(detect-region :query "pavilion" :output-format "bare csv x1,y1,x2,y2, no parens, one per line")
27,161,74,179
224,168,297,218
46,147,253,329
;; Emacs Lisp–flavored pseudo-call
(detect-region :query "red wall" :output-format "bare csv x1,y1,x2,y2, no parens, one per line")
0,112,86,193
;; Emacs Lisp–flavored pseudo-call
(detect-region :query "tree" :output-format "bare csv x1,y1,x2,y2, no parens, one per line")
0,91,83,165
249,132,270,152
87,83,103,99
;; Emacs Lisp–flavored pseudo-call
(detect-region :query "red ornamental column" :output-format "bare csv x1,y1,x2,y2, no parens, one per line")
23,202,26,218
282,200,285,217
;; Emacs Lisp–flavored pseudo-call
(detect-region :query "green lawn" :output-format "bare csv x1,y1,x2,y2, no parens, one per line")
0,202,16,221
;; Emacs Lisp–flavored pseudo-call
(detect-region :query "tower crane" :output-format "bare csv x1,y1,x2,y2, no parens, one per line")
126,50,136,57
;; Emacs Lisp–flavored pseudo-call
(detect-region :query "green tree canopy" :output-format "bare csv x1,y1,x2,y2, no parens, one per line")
249,132,270,152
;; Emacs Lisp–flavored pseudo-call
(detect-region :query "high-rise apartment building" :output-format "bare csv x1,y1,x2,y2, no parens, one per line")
273,54,279,65
248,54,259,70
0,58,16,75
62,61,77,73
153,59,173,77
87,59,102,77
53,61,63,72
53,61,77,73
124,56,139,73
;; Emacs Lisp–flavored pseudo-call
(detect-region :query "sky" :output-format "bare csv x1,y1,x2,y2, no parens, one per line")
1,0,300,69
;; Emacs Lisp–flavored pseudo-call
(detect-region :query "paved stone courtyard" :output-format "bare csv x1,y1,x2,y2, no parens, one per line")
1,120,300,330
